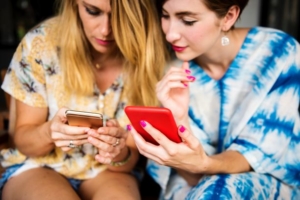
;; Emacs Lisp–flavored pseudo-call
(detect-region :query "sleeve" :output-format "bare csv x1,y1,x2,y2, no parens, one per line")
227,41,300,187
1,29,48,107
188,108,218,156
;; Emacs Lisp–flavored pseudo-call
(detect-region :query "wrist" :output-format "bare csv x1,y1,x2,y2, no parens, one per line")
110,146,131,167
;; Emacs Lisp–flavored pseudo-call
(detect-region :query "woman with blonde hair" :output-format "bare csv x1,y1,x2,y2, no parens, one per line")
0,0,167,199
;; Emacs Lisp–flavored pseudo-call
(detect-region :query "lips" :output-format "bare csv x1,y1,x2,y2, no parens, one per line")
95,38,114,46
172,45,186,52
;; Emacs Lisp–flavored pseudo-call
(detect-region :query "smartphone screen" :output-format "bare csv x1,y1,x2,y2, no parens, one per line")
124,106,181,145
65,110,104,128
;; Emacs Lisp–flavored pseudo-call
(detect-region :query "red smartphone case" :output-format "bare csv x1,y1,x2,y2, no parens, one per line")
124,106,181,145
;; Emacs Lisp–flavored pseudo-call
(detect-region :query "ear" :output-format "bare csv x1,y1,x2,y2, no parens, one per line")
222,5,240,31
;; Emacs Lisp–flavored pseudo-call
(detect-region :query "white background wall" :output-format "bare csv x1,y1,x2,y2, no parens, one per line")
236,0,261,27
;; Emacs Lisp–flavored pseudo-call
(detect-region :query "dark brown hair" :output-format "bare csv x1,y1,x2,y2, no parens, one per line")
158,0,249,19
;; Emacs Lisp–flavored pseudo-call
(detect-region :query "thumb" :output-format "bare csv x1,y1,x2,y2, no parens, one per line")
178,125,198,150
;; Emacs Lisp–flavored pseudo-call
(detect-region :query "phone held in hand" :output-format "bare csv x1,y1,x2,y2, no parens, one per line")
124,106,181,145
65,110,105,129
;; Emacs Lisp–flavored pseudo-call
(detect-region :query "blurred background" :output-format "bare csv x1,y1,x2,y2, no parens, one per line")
0,0,299,111
0,0,299,197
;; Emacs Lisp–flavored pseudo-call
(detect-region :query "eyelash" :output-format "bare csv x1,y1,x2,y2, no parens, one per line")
85,7,100,16
183,20,196,26
161,14,196,26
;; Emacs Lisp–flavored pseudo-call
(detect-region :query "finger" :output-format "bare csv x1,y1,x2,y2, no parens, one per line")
139,120,171,146
51,131,89,141
156,70,193,92
157,81,189,101
106,119,119,127
129,127,167,165
88,129,127,147
55,139,88,148
88,136,115,152
178,125,199,150
96,127,127,138
181,61,192,86
182,61,190,70
51,121,90,135
98,150,116,158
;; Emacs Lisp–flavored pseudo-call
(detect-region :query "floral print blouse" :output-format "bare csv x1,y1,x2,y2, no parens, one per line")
1,18,130,180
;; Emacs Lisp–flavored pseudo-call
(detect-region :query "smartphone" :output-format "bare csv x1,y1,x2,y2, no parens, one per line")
124,106,181,145
65,110,105,129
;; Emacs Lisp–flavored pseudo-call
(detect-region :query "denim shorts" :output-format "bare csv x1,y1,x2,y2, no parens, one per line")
0,164,82,198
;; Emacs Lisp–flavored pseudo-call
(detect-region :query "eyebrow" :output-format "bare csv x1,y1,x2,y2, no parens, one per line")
162,9,199,17
82,1,100,10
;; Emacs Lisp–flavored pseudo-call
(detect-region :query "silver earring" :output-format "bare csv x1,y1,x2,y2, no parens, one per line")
221,35,230,46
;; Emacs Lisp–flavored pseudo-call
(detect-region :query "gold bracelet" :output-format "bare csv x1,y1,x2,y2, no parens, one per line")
110,147,131,167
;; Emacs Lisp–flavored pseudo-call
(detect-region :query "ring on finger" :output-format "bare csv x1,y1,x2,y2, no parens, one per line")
68,140,76,148
112,138,120,147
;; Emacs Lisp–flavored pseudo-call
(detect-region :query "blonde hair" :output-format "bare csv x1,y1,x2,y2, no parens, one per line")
55,0,95,96
55,0,168,106
112,0,168,106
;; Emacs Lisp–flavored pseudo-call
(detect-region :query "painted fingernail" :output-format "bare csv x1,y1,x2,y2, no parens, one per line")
185,69,191,74
140,120,146,128
187,76,196,81
179,125,186,133
183,83,188,87
127,124,131,131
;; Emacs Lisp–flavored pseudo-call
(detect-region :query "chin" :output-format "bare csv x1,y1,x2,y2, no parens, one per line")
175,52,196,62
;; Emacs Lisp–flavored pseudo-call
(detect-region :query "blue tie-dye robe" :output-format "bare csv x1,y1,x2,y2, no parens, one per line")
147,27,300,199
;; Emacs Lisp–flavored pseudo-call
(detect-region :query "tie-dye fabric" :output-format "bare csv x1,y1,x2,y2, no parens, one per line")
147,27,300,199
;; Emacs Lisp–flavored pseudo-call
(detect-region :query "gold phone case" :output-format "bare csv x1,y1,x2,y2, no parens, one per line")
65,110,104,128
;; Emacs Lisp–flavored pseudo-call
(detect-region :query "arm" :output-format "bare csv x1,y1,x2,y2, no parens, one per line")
14,100,54,157
14,101,91,157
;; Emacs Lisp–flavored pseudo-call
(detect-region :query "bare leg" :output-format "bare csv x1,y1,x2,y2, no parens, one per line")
2,167,80,200
79,170,140,200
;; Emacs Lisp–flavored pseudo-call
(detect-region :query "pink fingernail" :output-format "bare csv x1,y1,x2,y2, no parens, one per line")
183,83,188,87
185,69,191,74
187,76,196,81
127,124,131,131
179,125,186,133
140,120,146,127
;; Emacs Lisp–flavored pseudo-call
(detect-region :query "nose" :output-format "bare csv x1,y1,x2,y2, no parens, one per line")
164,21,181,44
101,16,111,36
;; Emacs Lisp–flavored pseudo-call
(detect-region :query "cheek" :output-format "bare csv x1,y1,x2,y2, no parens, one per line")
161,19,169,35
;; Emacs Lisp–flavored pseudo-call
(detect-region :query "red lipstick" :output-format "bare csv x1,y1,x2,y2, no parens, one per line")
172,45,186,52
95,38,114,46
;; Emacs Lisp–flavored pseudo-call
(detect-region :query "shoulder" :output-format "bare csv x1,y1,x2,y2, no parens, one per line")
21,17,59,51
247,27,299,51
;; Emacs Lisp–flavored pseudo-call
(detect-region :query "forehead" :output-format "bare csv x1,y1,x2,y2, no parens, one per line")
82,0,111,9
163,0,208,13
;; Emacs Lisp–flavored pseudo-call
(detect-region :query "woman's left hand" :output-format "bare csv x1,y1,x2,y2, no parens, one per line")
87,119,128,164
129,121,209,174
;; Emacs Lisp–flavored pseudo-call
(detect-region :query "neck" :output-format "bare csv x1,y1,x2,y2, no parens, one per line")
92,49,123,70
194,28,248,80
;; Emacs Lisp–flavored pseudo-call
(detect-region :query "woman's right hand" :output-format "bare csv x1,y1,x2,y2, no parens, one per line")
156,61,195,121
50,108,90,151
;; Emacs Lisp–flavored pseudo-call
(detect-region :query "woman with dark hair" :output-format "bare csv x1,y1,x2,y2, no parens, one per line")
129,0,300,199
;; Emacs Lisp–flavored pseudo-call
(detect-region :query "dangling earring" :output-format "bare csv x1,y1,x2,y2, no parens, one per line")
221,33,230,46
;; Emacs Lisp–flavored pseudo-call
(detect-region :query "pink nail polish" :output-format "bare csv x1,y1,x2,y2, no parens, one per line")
127,124,131,131
185,69,191,74
183,83,188,87
140,120,146,127
179,125,186,133
187,76,196,81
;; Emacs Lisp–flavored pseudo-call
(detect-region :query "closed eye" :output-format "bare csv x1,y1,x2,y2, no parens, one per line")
85,7,100,16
